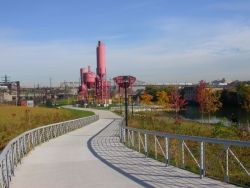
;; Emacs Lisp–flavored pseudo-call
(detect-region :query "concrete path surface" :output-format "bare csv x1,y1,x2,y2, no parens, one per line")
10,108,236,188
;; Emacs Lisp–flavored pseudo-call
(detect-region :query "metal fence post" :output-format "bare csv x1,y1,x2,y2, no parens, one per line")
181,140,185,168
200,142,205,178
224,145,229,183
165,137,169,166
154,135,157,160
132,131,135,147
123,128,126,143
144,133,148,157
119,125,122,143
5,155,9,188
138,132,140,153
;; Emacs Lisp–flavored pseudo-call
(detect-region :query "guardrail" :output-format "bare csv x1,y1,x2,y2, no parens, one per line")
0,115,99,188
111,105,163,112
119,121,250,185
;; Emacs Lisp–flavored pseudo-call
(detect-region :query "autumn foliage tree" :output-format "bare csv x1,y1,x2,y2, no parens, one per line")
203,88,222,122
195,80,222,123
170,91,188,124
140,92,153,105
195,80,207,122
156,91,170,109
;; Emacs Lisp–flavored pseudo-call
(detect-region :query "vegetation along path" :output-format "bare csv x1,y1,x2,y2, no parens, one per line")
10,107,236,188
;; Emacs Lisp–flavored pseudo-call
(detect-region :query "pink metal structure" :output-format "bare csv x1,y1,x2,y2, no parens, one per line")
113,75,136,98
113,76,136,90
79,41,109,104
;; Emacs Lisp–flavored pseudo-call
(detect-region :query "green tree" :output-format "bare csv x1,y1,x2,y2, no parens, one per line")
238,84,250,112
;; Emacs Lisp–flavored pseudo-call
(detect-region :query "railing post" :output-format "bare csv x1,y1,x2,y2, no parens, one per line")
154,135,157,160
224,145,229,183
128,130,130,147
144,133,148,157
119,124,122,143
132,131,135,147
138,132,140,153
200,142,205,178
181,140,185,168
123,128,126,143
5,154,9,188
11,145,15,176
165,137,169,166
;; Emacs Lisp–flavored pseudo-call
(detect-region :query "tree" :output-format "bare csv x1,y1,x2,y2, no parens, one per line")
156,91,170,108
195,80,207,122
195,80,222,123
170,91,188,124
203,88,222,122
140,92,153,105
238,84,250,112
145,85,177,102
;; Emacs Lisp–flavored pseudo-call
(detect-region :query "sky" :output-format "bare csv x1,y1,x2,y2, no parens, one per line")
0,0,250,86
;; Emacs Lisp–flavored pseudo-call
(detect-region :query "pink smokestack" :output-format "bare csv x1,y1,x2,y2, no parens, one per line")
96,41,106,77
80,68,86,84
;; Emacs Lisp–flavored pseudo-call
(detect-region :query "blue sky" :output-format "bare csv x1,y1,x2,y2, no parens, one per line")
0,0,250,86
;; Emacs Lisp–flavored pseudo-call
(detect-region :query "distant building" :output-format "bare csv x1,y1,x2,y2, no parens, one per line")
211,78,231,87
0,85,18,103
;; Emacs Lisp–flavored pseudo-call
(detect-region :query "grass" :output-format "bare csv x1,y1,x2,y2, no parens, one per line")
0,105,94,150
126,111,250,187
55,97,76,106
128,111,250,141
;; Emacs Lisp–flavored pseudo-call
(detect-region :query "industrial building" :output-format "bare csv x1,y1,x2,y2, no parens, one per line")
79,41,110,105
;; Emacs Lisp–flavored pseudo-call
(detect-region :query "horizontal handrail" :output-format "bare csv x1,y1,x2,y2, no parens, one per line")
122,125,250,147
119,121,250,185
0,115,99,188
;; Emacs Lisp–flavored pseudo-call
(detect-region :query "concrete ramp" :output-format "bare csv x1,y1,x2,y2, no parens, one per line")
11,109,236,188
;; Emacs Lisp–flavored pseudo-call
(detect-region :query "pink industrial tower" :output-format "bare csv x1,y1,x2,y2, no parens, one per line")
79,41,109,104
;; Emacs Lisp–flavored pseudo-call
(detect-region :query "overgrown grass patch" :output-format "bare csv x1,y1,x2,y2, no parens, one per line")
127,111,250,187
0,105,94,150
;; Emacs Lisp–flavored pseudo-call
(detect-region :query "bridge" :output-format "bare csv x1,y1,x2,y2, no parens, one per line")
0,107,248,188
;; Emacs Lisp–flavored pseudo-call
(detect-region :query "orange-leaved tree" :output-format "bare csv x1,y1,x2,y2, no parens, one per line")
156,91,170,109
140,92,153,105
195,80,222,123
195,80,207,123
203,88,222,122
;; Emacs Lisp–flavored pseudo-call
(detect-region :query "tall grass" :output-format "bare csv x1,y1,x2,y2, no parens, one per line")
127,111,250,187
0,105,94,150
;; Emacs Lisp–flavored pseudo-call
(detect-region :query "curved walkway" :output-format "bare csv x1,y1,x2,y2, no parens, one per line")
11,108,236,188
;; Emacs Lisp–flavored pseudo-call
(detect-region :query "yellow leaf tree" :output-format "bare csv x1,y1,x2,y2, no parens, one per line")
140,92,153,105
156,91,170,108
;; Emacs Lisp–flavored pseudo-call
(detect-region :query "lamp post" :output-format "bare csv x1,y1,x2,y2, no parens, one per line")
124,76,128,126
113,75,136,127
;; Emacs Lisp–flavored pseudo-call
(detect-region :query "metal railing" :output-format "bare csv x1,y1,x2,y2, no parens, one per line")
119,122,250,185
0,115,99,188
110,105,163,112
